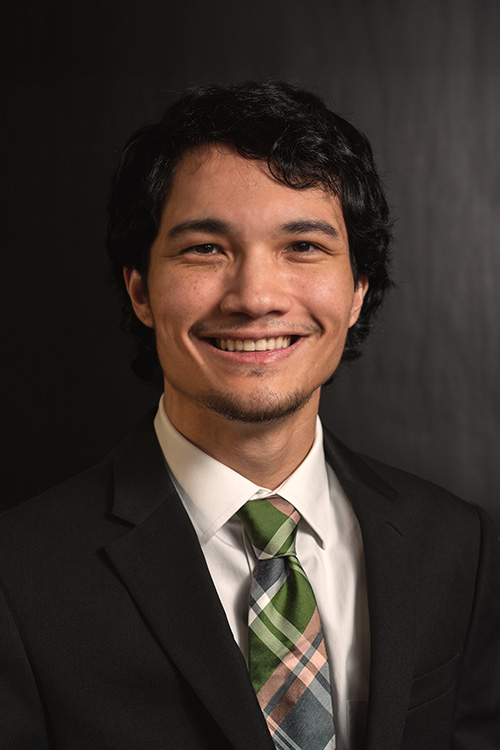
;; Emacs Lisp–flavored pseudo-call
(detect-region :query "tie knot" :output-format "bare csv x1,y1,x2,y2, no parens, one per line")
237,495,300,559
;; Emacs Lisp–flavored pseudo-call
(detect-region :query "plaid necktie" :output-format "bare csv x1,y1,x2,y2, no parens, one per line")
238,495,335,750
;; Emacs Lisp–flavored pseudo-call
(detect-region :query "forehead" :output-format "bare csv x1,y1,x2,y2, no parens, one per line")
161,145,346,238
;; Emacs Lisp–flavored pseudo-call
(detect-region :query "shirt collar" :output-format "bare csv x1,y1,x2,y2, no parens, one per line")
153,396,330,548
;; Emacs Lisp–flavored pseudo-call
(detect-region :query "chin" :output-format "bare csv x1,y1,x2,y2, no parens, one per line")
196,386,315,424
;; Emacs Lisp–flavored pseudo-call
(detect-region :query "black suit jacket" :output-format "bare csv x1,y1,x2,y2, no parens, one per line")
1,414,499,749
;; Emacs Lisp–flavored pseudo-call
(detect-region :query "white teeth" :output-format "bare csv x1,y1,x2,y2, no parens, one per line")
216,336,292,351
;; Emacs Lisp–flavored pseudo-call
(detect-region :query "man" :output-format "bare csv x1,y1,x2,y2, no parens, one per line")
0,81,498,750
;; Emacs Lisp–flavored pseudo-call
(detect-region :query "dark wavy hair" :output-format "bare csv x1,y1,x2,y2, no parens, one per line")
107,80,393,385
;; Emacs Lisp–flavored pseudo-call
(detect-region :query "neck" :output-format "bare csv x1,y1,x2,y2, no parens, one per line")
163,395,320,489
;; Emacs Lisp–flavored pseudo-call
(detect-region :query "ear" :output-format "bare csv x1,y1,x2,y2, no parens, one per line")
123,267,154,328
348,276,369,327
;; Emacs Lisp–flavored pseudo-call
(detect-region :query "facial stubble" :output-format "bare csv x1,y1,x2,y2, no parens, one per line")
197,383,315,423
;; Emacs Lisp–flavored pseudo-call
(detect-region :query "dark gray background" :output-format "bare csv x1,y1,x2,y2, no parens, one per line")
2,0,499,526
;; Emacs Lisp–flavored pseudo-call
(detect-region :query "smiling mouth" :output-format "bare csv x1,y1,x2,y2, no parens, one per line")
212,336,297,352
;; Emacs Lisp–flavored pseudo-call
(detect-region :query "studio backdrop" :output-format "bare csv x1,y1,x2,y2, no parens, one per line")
3,0,499,526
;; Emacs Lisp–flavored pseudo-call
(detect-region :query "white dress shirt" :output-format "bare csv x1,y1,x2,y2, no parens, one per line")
154,397,370,750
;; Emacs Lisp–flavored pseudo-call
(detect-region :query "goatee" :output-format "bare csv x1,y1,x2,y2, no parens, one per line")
197,386,314,423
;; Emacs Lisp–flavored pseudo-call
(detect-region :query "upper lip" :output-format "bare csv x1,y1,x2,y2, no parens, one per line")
205,333,301,340
192,328,313,339
190,323,321,340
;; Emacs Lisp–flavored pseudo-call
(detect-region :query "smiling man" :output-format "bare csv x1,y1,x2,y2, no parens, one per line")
1,81,499,750
124,144,368,488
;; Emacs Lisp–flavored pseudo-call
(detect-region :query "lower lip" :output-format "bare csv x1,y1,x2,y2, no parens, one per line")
198,337,305,364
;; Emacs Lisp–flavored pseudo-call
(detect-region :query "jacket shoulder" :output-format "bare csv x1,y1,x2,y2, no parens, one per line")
0,410,159,536
323,427,485,529
0,458,115,548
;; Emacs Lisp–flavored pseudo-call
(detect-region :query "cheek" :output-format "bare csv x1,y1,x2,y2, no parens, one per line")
306,274,356,328
149,272,220,334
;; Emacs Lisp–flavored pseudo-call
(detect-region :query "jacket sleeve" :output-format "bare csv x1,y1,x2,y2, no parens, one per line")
452,505,500,749
0,584,50,749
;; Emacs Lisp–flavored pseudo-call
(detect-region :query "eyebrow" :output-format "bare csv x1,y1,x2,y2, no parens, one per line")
165,217,342,240
166,218,232,239
279,219,342,240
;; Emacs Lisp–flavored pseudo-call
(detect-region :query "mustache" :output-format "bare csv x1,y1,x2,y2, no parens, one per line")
190,321,322,336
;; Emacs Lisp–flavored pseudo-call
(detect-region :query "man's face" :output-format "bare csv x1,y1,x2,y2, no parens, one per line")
125,146,368,427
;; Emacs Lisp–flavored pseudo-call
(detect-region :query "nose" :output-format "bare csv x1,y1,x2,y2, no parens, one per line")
219,250,293,318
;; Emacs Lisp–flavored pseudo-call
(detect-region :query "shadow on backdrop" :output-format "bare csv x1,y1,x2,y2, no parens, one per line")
2,0,499,526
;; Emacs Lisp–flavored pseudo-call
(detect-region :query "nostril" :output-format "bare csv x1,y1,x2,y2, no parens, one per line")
219,291,293,319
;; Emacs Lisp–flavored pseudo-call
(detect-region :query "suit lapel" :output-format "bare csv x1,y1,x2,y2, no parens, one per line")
324,432,417,750
104,417,274,750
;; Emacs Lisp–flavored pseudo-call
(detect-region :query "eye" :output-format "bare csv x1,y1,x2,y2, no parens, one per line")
288,241,321,254
184,243,221,255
